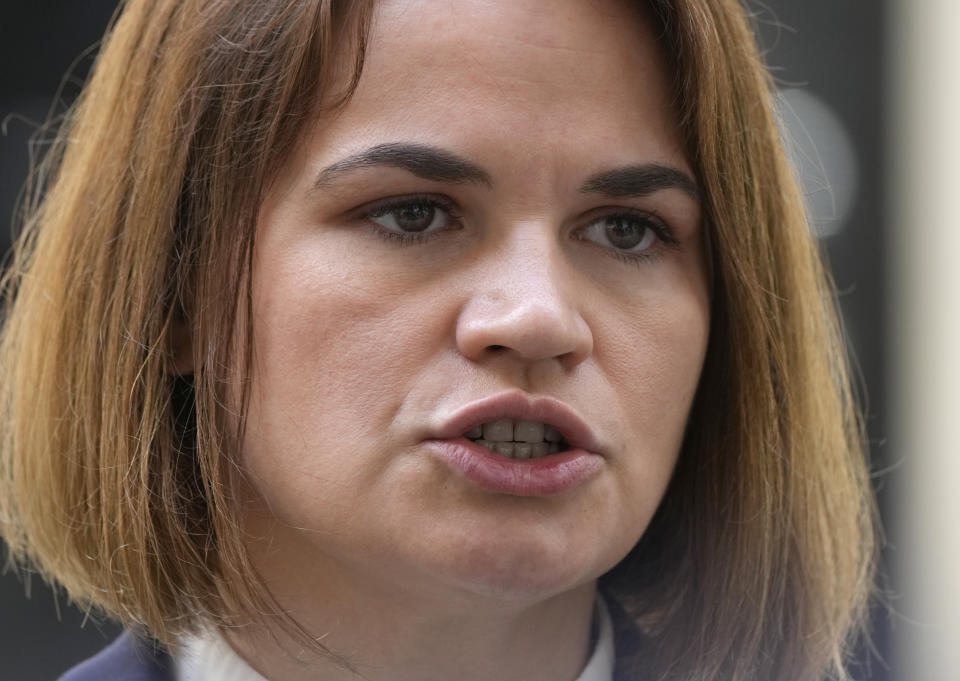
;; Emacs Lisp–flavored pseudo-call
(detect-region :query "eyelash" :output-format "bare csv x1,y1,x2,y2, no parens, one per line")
574,210,680,267
362,194,464,247
359,195,679,264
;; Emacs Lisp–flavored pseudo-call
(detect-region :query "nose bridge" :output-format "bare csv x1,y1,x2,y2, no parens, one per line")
455,222,593,368
498,228,569,314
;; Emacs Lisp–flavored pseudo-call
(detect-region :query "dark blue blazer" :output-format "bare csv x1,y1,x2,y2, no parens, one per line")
57,632,171,681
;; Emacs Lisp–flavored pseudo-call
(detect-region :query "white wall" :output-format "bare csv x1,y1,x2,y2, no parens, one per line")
890,1,960,679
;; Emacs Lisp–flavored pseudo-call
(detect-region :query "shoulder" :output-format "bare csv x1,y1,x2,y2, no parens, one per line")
57,631,173,681
606,596,652,681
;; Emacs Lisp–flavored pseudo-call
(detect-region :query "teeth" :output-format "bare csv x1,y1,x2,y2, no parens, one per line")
482,419,514,442
471,439,560,459
515,420,545,443
465,419,569,458
544,425,562,442
470,419,563,443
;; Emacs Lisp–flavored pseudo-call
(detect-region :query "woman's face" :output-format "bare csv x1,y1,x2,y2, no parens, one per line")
240,0,709,606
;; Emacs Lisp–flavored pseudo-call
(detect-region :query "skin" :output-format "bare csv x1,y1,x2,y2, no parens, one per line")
230,0,710,679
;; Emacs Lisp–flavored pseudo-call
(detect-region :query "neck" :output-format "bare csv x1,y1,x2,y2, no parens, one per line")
223,547,598,681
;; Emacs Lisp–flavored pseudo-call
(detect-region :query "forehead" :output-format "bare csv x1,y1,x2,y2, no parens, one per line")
307,0,686,183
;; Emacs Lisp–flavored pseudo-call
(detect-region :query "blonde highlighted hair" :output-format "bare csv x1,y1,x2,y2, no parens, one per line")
0,1,876,680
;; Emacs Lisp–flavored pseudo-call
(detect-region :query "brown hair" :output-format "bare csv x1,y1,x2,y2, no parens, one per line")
0,1,876,680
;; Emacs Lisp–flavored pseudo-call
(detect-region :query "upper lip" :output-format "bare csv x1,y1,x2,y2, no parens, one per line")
429,391,604,455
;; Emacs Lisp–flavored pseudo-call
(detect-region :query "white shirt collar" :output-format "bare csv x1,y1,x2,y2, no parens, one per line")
575,594,616,681
175,595,615,681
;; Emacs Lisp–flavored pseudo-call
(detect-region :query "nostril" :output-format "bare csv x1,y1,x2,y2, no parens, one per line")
488,345,506,352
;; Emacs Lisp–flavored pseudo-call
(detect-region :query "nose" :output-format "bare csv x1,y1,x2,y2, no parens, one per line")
455,230,594,372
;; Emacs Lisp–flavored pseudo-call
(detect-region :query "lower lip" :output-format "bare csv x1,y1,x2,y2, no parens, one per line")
423,437,603,497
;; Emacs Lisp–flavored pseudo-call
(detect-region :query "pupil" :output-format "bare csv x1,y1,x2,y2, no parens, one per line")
396,204,435,232
605,217,643,249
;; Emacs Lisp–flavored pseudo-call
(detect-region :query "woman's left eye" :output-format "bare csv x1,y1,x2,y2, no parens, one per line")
576,211,678,263
363,196,460,244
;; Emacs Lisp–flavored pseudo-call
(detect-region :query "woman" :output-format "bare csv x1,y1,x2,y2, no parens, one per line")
0,0,876,680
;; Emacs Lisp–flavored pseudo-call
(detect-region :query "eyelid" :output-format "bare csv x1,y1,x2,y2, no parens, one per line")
354,193,465,245
575,207,679,246
357,193,460,219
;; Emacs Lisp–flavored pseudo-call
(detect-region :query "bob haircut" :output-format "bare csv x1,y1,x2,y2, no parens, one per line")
0,1,876,679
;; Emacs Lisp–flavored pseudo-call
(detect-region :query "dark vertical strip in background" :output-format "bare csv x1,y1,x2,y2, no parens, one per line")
752,3,891,679
0,1,893,679
0,3,125,678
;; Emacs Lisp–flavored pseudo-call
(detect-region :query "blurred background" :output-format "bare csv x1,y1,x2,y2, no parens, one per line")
1,1,955,680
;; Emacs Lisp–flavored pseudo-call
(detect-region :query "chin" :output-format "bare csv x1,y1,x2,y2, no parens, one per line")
419,528,612,604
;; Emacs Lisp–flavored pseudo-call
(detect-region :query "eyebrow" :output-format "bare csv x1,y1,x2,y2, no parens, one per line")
580,164,701,202
313,142,700,202
313,142,493,188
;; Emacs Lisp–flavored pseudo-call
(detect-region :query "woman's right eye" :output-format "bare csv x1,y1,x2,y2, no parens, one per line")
363,196,462,244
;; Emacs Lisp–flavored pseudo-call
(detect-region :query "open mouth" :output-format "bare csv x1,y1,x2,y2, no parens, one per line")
463,418,571,459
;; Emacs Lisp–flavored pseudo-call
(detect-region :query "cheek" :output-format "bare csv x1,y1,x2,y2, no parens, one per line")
603,278,708,410
594,287,709,519
239,241,444,509
620,304,707,409
249,242,437,423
